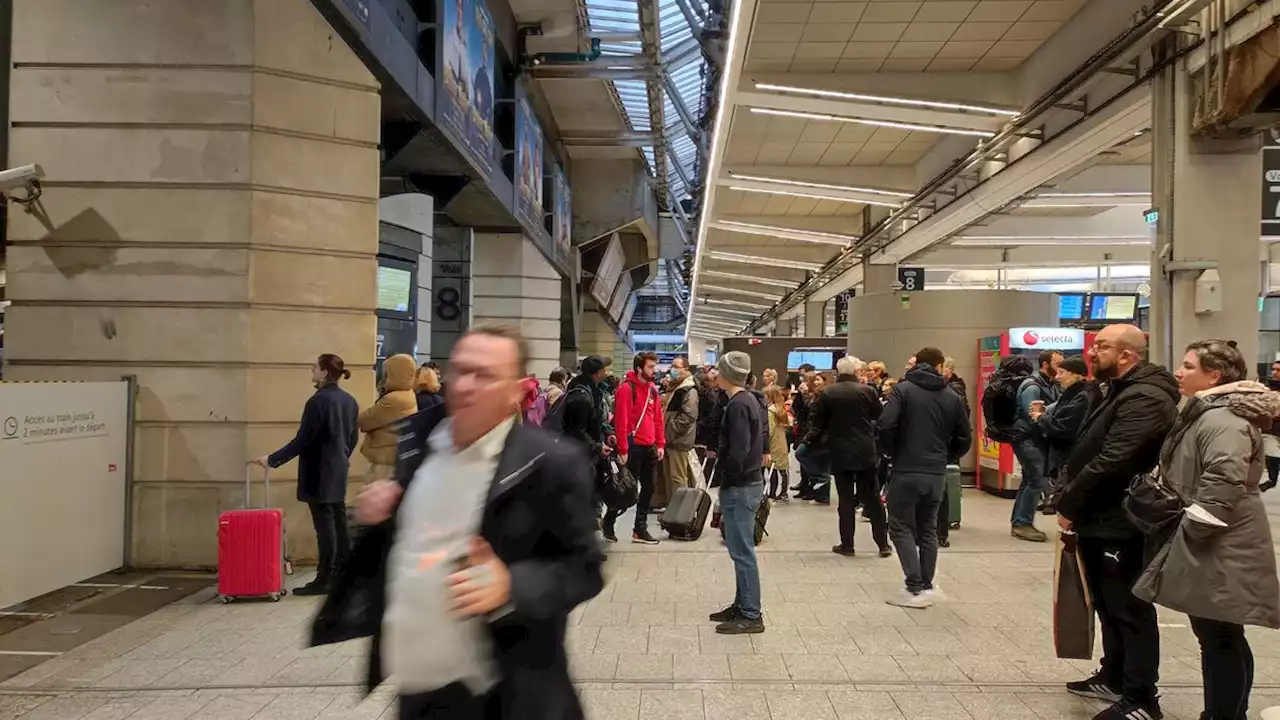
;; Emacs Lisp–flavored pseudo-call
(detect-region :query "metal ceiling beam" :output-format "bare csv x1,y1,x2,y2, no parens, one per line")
530,66,652,80
637,0,668,206
563,132,661,147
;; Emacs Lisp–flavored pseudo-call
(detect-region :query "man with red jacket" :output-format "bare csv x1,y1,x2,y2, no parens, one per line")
604,351,666,544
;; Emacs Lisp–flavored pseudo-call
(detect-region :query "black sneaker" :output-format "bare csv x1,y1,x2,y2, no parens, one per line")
632,530,660,545
1091,697,1162,720
709,604,742,622
292,581,329,597
1066,673,1123,703
715,616,765,634
831,545,856,558
602,529,618,543
938,538,951,548
878,547,893,558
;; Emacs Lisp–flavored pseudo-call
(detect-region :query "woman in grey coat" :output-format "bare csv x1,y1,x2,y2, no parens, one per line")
1134,339,1280,720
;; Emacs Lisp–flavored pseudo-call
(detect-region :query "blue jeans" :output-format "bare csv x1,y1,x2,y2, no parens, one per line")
719,483,763,620
1010,440,1047,527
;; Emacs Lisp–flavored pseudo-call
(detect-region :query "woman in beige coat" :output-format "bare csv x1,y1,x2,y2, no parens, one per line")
358,353,418,479
1134,339,1280,720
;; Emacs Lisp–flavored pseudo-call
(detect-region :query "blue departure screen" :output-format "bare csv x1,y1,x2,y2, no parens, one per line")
1058,294,1085,321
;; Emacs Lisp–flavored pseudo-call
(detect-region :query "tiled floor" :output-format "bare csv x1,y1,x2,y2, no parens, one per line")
4,488,1280,719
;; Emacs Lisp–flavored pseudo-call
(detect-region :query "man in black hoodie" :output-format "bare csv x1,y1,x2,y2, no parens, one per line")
1055,325,1177,720
878,347,970,609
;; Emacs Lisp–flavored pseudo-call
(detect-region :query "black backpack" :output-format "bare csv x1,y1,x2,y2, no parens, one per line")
982,356,1034,443
543,385,590,434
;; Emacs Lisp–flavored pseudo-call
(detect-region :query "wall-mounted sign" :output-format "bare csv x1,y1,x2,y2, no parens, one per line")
553,164,572,272
438,0,495,174
1008,327,1086,350
1263,147,1280,238
589,234,625,309
834,290,853,336
515,92,545,232
897,266,925,292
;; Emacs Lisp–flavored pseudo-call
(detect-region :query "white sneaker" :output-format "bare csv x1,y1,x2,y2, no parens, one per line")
921,584,946,602
885,589,933,609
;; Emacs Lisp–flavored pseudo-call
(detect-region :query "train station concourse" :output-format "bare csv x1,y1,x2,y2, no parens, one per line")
5,0,1280,718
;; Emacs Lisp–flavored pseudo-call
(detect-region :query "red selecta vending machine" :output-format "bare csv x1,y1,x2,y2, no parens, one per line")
975,327,1088,497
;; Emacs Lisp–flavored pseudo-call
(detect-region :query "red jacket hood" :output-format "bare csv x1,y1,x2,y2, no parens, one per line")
624,369,652,389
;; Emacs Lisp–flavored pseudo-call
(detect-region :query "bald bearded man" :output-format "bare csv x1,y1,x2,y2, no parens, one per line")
1056,324,1178,720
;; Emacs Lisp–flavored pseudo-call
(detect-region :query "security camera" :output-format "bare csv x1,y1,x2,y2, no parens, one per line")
0,164,43,206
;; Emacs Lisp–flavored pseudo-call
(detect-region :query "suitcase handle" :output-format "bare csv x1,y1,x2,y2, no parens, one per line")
244,465,270,509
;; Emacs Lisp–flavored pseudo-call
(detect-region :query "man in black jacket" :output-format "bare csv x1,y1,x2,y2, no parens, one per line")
878,347,970,609
561,355,613,457
808,355,889,558
310,325,605,720
1056,325,1177,720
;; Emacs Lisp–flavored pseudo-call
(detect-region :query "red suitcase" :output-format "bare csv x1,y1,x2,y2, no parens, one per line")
217,466,287,603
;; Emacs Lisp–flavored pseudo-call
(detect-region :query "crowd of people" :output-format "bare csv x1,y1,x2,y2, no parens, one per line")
249,322,1280,720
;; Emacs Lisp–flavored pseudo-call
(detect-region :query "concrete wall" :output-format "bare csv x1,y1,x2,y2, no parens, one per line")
2,0,381,567
471,234,563,379
846,290,1058,469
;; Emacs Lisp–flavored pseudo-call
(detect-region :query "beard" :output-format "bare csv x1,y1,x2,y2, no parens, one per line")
1093,359,1118,382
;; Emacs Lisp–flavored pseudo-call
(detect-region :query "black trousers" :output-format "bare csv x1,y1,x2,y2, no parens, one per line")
1191,615,1254,720
604,445,657,532
307,502,349,583
1078,535,1160,701
400,683,501,720
835,469,888,551
886,472,943,593
937,485,950,543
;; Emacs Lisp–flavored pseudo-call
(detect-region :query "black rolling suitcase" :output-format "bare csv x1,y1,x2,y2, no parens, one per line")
660,487,712,540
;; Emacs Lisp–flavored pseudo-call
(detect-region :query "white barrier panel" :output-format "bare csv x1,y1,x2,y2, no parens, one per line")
0,381,129,608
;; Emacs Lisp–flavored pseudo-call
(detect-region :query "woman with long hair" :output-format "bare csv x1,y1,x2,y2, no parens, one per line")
1134,340,1280,720
764,385,792,501
252,353,359,596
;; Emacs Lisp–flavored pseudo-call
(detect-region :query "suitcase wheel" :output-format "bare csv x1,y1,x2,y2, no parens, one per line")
219,595,233,604
268,593,281,602
950,522,961,530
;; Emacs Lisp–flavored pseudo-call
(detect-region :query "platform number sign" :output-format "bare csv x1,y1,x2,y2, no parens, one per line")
898,267,925,292
1263,147,1280,239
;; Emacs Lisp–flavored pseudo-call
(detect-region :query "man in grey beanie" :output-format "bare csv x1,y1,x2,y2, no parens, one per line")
707,351,768,634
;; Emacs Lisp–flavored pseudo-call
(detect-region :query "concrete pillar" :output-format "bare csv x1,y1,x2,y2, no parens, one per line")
804,301,825,337
864,262,897,294
2,0,381,566
431,227,474,365
471,233,563,379
579,307,617,360
1150,62,1262,367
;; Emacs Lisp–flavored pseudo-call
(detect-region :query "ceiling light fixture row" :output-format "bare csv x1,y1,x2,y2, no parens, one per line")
754,83,1021,118
711,219,860,246
952,235,1152,247
701,270,802,289
728,185,903,208
705,251,824,272
749,107,997,138
699,283,786,299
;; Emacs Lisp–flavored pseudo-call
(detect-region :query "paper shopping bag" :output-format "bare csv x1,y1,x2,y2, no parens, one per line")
1053,531,1095,660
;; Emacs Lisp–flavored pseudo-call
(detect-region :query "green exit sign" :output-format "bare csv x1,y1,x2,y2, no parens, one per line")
1143,208,1159,225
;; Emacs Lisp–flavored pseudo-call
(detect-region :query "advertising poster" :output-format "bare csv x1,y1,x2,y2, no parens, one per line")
553,165,572,271
977,338,1001,469
515,94,545,232
439,0,495,173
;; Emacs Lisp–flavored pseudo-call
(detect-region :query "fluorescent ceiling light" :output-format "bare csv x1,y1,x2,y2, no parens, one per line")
728,173,913,198
1021,202,1150,208
706,251,822,271
703,297,774,310
701,270,800,288
728,185,901,208
711,220,859,246
952,235,1151,247
1036,192,1149,198
1157,0,1210,28
750,107,996,138
700,283,785,299
754,82,1020,117
690,318,746,329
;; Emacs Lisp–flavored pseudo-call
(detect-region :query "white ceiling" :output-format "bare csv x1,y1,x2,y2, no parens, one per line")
688,0,1157,331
